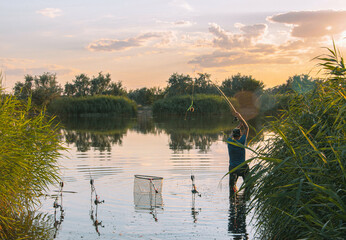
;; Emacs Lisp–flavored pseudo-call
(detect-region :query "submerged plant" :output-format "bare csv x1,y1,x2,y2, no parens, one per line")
245,45,346,239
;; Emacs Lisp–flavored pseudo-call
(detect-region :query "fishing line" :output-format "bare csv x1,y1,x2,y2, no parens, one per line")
209,79,237,114
185,78,195,120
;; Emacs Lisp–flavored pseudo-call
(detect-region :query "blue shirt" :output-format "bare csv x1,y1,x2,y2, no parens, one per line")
227,135,246,169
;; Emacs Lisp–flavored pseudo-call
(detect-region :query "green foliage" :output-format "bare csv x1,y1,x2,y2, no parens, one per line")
266,74,321,95
221,73,264,97
0,94,63,239
65,72,127,97
165,72,220,98
152,94,239,115
128,87,164,106
247,46,346,239
165,72,194,97
13,73,62,107
48,95,137,116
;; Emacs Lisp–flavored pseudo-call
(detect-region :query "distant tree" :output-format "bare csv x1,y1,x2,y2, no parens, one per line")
13,75,34,100
128,87,164,105
105,81,127,96
64,83,76,96
221,73,264,97
266,74,320,95
165,73,193,97
72,74,90,97
193,73,218,94
13,73,62,106
90,72,111,95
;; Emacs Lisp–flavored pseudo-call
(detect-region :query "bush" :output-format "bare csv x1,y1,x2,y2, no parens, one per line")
152,94,239,116
48,95,137,117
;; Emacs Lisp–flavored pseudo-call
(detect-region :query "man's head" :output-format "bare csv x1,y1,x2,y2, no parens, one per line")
232,128,241,139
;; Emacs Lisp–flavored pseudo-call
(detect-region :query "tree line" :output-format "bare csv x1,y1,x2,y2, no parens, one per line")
13,71,320,109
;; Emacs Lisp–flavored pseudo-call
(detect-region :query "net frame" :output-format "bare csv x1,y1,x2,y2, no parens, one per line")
134,175,163,194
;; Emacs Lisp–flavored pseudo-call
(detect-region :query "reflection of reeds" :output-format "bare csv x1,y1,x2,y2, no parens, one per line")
247,46,345,239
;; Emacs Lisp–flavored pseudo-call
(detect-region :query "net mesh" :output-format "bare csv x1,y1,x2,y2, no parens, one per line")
134,175,164,210
134,175,163,194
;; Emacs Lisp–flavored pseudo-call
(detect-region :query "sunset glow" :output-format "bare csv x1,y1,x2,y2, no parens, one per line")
1,1,345,91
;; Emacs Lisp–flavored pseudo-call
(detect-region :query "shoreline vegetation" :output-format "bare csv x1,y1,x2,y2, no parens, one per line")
0,92,63,239
48,95,137,117
240,44,345,239
11,71,313,118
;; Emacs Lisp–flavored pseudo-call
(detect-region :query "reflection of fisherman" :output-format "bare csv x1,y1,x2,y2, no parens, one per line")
228,193,248,239
227,112,249,194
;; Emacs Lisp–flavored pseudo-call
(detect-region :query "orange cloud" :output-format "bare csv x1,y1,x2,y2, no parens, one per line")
269,10,346,38
87,32,171,52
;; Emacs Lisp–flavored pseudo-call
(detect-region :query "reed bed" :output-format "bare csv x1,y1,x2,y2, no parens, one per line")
246,46,345,239
48,95,137,117
0,94,63,239
152,94,238,116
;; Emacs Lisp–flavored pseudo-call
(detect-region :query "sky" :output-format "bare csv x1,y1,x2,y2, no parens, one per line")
1,0,346,91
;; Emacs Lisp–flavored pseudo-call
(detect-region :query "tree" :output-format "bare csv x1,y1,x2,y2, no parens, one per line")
193,73,218,94
165,73,193,97
90,72,111,95
13,75,34,100
128,87,164,106
13,73,62,106
221,73,264,97
105,81,127,96
266,74,320,95
73,74,90,97
64,82,76,96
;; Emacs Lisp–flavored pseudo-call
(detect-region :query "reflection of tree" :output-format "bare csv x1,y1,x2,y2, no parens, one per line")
169,133,219,153
59,117,135,152
157,115,265,152
58,114,265,153
63,130,124,152
155,116,235,153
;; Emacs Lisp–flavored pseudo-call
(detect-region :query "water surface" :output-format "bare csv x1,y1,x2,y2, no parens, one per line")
40,115,261,239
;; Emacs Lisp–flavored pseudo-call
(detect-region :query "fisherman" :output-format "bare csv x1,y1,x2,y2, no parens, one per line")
227,111,249,195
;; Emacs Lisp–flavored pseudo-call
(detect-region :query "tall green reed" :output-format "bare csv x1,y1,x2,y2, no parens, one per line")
0,89,64,239
244,45,345,239
48,95,137,117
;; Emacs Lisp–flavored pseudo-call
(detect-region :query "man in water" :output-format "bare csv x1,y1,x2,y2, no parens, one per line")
228,111,249,195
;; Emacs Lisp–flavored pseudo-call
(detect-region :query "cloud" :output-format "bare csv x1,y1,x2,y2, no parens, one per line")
172,0,194,12
87,32,171,52
209,23,267,49
155,19,195,27
188,50,294,68
5,64,74,76
36,8,62,18
189,22,308,68
268,10,346,38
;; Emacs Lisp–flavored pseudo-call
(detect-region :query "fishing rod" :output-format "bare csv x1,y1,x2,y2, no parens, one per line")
89,171,105,235
53,181,65,238
89,170,105,205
